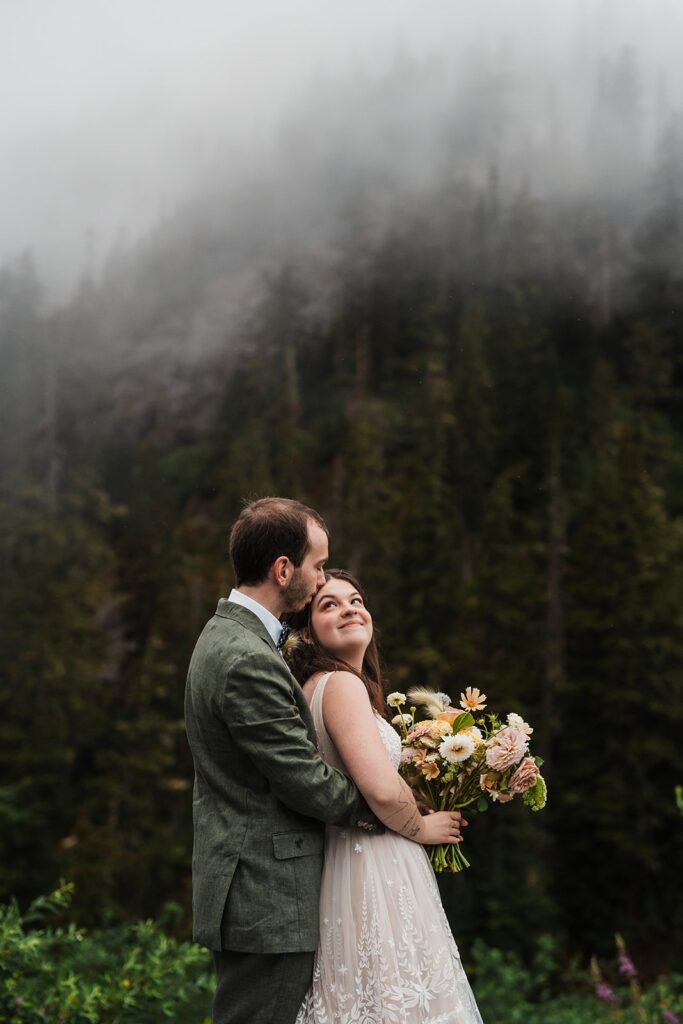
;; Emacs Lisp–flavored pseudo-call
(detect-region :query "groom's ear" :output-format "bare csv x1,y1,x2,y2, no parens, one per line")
272,555,292,587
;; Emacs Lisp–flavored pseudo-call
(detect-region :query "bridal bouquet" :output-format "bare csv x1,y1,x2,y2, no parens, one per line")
387,686,547,872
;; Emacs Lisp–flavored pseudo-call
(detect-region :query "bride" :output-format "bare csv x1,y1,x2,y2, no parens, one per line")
286,569,484,1024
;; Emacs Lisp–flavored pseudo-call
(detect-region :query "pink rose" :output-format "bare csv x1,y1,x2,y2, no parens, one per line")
485,726,528,772
508,756,539,794
406,722,433,743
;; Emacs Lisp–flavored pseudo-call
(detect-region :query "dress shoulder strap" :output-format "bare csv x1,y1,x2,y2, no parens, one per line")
309,671,333,737
309,671,346,769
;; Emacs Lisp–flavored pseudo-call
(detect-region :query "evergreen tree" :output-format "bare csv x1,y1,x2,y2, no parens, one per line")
559,359,683,957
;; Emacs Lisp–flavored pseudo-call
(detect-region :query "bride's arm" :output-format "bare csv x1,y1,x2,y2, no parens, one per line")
321,671,464,845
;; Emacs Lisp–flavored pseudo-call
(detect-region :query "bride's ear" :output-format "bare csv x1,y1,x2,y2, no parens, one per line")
301,630,313,645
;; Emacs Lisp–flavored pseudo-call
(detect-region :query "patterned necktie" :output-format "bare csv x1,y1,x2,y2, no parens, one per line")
277,622,291,651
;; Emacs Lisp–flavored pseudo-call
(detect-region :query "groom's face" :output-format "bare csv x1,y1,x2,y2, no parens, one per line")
282,520,328,613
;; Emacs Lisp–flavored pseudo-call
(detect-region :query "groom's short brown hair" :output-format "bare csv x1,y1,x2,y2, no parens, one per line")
229,497,328,586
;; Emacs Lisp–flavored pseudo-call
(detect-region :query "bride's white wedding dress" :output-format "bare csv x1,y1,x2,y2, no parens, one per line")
296,672,484,1024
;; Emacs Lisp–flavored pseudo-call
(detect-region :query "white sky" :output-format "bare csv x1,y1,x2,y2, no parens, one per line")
1,0,682,296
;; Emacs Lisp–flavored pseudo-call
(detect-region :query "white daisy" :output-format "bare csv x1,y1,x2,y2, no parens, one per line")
439,733,475,763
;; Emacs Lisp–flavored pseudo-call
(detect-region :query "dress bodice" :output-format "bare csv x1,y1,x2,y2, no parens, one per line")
374,711,402,769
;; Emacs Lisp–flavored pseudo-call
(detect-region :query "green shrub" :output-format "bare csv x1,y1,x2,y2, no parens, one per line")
470,934,683,1024
0,884,213,1023
3,887,681,1024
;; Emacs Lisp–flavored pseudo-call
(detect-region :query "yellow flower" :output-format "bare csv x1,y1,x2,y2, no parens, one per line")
416,720,452,749
420,758,441,780
429,720,453,737
459,686,487,712
122,979,131,989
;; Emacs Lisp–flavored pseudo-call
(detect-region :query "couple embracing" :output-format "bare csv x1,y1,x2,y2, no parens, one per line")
185,497,484,1024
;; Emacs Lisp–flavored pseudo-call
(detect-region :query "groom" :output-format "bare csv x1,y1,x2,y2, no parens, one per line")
185,497,380,1024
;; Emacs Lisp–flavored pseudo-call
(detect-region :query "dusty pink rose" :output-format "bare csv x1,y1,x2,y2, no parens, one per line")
508,756,539,794
485,726,528,771
406,722,433,743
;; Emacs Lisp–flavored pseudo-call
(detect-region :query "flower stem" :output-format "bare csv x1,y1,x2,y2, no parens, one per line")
430,842,471,873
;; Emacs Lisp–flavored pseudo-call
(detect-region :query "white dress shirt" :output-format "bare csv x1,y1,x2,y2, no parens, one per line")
227,588,283,647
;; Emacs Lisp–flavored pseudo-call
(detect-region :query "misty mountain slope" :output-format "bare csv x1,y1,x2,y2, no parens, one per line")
4,44,683,459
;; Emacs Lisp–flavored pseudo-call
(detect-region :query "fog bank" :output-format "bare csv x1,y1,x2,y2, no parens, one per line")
2,0,683,298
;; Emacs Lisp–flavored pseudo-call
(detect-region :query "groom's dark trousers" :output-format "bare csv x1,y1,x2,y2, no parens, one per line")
212,950,313,1024
185,600,381,1024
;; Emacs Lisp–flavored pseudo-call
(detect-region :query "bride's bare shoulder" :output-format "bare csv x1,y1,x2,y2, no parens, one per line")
323,670,372,708
322,672,380,743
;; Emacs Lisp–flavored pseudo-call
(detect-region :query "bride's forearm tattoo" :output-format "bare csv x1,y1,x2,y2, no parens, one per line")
382,782,422,838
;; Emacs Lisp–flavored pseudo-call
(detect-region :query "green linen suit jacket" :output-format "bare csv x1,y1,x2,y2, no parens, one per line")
184,599,372,953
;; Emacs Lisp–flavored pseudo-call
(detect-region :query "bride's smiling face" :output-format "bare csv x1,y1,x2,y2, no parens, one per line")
310,577,373,661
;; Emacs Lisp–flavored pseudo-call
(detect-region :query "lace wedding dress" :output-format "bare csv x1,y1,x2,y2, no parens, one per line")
296,672,484,1024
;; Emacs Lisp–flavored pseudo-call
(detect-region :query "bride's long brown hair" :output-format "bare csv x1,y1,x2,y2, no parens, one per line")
285,568,388,718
